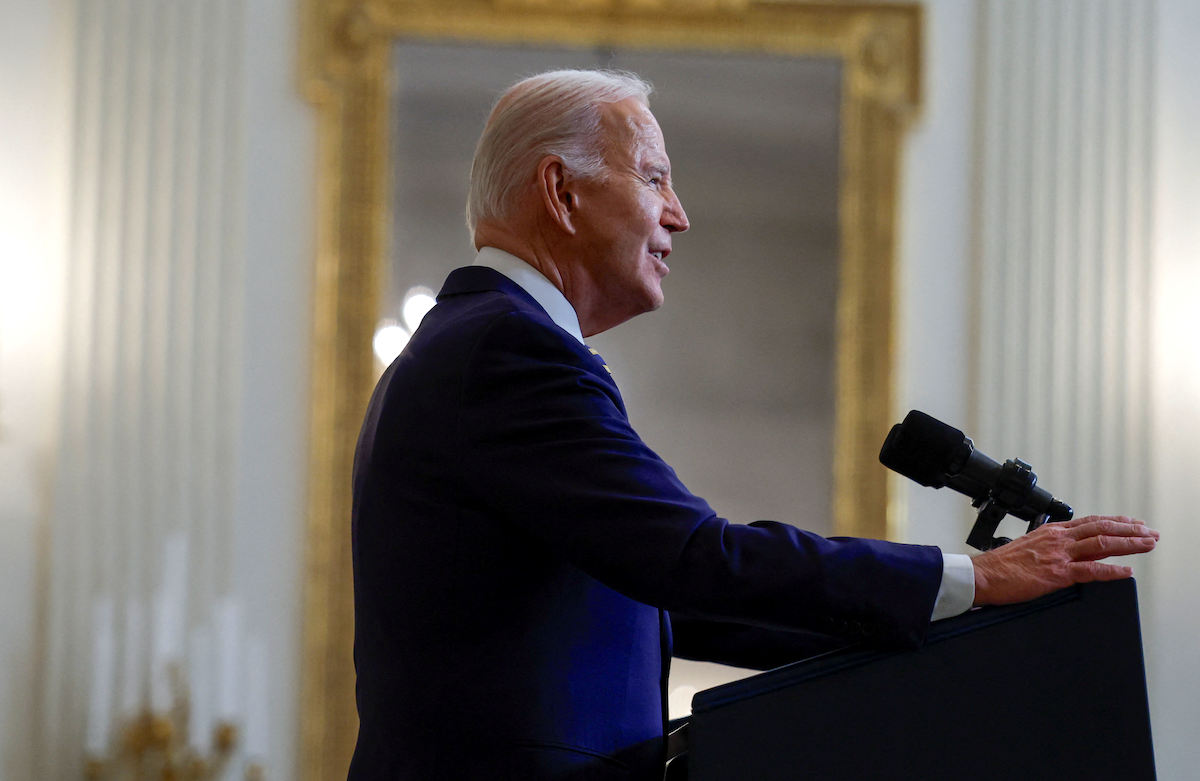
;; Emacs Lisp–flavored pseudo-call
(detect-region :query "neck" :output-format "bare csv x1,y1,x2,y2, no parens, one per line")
474,220,605,334
475,221,559,285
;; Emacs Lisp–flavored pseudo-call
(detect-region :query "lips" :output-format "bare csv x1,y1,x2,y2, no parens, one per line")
648,249,670,276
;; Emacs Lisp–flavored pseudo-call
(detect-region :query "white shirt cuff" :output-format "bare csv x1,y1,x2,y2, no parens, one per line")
930,553,975,621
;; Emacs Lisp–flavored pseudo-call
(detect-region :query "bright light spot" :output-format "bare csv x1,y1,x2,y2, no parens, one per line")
402,287,437,333
373,319,410,365
668,685,698,719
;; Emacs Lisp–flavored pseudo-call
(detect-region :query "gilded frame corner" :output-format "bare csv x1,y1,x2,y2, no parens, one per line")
297,1,921,777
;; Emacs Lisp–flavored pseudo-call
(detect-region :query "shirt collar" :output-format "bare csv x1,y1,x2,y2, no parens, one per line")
472,247,585,344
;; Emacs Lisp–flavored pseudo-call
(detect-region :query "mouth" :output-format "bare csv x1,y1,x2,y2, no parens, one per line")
649,249,669,276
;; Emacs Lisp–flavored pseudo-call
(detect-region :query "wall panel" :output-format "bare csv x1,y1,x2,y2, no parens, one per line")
40,0,247,776
974,0,1153,523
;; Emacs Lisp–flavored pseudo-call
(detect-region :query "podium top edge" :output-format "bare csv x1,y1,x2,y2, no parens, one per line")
691,579,1140,715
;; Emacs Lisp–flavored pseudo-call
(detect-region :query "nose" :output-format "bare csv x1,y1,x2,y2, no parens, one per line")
663,188,689,233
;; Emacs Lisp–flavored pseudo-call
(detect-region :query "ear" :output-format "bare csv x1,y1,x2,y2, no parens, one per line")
538,156,578,235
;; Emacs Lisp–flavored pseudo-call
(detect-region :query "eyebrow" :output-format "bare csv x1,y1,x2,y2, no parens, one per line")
643,161,671,179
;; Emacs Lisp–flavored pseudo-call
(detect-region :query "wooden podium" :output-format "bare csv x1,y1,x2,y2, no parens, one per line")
688,579,1155,780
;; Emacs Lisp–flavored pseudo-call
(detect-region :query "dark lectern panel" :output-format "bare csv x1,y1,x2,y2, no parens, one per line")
689,579,1154,781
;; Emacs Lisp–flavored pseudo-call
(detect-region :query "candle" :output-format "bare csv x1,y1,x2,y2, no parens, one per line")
162,532,189,656
120,598,145,718
151,532,190,712
244,636,269,760
150,592,172,712
214,597,241,721
85,597,116,754
188,627,213,754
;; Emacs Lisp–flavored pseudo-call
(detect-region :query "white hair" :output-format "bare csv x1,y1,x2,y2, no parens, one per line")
465,69,653,235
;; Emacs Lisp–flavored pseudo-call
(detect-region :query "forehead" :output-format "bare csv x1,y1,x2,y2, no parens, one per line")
599,98,668,164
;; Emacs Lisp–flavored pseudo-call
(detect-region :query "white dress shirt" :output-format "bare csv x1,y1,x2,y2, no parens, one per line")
473,246,975,622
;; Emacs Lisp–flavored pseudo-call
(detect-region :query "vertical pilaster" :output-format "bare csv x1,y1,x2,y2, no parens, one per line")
974,0,1154,521
41,0,247,776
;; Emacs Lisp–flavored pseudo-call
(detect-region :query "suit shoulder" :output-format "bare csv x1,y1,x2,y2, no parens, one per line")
440,290,576,351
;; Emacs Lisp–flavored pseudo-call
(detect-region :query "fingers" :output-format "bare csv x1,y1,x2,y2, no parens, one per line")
973,515,1158,606
1062,517,1160,541
1060,514,1142,528
1066,560,1135,583
1059,516,1158,561
1068,533,1157,561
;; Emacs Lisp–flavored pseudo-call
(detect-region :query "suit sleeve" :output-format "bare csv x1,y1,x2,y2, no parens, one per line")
669,613,855,670
455,310,943,649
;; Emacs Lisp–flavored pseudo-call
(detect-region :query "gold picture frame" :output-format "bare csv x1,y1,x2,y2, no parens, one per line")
298,1,921,777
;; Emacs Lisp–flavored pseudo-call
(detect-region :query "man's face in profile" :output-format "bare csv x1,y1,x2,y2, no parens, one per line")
570,98,690,328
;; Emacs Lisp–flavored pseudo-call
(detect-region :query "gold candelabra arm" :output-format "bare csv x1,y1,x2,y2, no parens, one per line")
214,722,237,753
85,711,252,780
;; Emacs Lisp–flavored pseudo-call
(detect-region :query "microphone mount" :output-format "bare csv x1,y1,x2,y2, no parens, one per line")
965,458,1072,551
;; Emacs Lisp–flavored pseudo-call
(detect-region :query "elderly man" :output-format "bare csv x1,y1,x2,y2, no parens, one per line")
347,70,1157,781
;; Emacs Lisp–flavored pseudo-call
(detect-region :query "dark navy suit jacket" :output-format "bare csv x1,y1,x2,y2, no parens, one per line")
348,266,944,781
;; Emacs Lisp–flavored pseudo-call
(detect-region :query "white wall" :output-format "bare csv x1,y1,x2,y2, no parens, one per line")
1149,1,1200,776
0,2,71,779
0,0,314,778
901,2,1200,779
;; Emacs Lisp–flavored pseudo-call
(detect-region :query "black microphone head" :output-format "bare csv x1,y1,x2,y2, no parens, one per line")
879,410,970,488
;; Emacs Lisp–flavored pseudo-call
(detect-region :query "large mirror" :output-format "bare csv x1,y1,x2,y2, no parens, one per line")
299,3,920,778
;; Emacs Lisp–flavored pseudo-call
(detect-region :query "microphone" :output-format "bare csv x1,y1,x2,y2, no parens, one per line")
879,410,1073,550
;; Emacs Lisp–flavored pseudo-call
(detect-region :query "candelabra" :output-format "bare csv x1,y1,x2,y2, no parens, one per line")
84,664,264,781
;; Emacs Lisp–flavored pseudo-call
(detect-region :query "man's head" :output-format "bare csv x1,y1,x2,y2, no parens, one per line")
466,70,651,234
468,70,689,336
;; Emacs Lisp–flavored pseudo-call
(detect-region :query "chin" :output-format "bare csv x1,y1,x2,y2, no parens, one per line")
640,286,665,313
640,276,666,311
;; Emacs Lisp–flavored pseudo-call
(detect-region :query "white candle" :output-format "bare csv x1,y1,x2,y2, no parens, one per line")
150,592,172,712
151,532,190,712
120,598,146,718
214,597,241,721
188,627,213,754
244,636,269,759
85,597,116,754
162,532,189,656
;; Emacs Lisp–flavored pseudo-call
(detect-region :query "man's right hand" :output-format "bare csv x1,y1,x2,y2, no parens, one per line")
971,515,1159,606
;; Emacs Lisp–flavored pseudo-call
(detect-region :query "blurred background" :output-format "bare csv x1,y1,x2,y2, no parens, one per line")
3,0,1199,779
